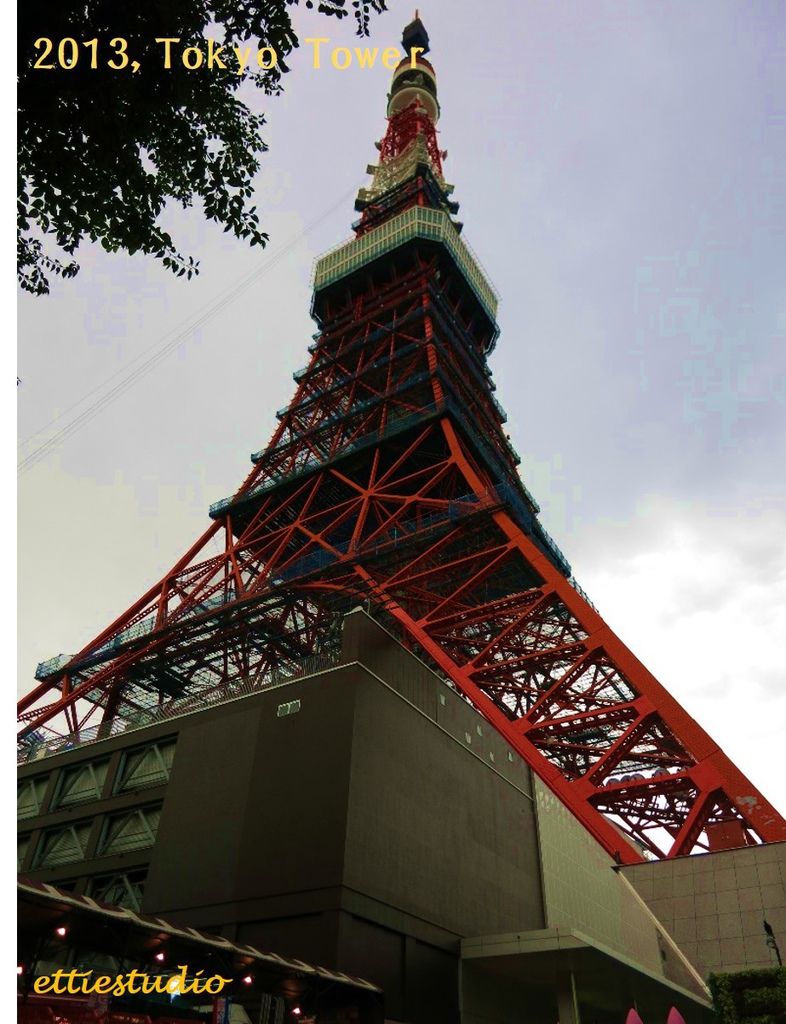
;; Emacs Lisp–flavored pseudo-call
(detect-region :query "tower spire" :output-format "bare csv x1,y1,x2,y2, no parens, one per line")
402,12,430,56
355,17,451,235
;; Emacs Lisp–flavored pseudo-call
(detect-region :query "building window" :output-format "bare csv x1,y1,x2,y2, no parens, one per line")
277,700,301,718
99,807,161,856
35,822,92,868
89,870,147,911
55,760,109,808
116,741,176,793
17,777,49,820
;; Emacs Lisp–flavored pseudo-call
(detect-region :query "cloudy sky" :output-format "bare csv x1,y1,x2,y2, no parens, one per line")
18,1,786,814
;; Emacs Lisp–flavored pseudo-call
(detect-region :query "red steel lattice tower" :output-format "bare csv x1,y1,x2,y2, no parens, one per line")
19,18,786,864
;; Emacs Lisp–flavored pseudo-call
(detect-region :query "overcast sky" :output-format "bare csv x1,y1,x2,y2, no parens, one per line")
18,1,786,815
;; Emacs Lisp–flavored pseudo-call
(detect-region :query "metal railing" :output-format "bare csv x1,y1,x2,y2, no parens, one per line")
37,589,240,682
568,576,598,612
19,649,342,765
210,399,444,519
313,206,499,322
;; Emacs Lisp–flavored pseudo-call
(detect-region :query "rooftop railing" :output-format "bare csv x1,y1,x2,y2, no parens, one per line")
313,206,499,322
19,649,342,765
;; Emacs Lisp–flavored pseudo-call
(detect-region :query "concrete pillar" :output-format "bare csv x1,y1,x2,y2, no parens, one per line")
556,970,580,1024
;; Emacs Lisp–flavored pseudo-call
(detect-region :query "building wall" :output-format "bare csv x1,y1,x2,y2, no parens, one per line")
460,961,558,1024
142,663,357,929
621,841,786,978
18,612,547,1023
534,778,705,997
341,613,545,941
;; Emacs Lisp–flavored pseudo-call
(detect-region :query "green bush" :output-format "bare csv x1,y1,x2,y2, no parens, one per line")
708,968,786,1024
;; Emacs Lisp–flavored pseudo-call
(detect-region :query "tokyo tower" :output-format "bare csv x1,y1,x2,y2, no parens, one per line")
18,15,786,866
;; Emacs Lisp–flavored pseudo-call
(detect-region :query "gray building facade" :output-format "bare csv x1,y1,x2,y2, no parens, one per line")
18,610,716,1022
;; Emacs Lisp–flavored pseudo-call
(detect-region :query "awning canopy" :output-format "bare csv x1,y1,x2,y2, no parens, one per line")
18,877,381,997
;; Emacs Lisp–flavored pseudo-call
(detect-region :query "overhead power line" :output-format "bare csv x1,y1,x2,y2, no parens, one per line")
18,185,360,474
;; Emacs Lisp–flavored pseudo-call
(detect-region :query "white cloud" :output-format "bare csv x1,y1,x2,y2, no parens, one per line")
570,495,786,816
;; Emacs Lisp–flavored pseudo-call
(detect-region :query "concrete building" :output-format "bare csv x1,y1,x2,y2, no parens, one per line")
19,610,718,1022
621,843,786,979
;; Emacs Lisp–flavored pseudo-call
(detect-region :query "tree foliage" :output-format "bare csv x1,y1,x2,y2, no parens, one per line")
709,967,786,1024
18,0,386,295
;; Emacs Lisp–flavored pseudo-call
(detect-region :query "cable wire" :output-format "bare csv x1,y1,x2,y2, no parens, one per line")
18,184,361,474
